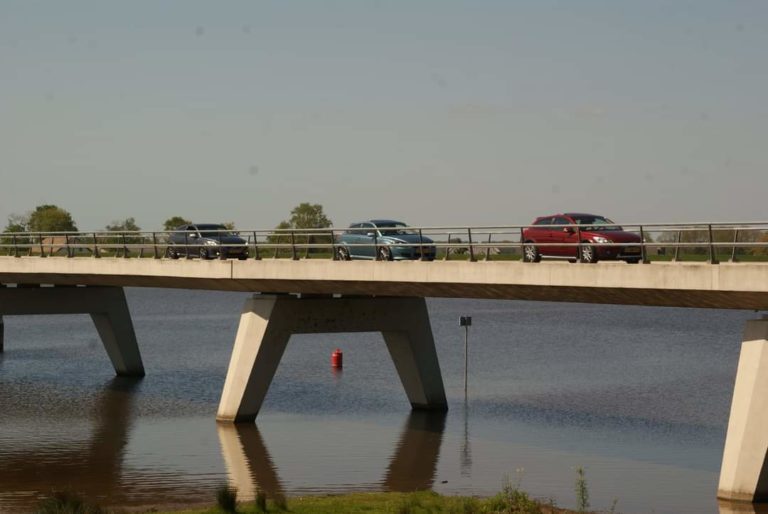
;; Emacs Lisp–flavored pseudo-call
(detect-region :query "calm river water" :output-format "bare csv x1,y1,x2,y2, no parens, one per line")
0,288,758,513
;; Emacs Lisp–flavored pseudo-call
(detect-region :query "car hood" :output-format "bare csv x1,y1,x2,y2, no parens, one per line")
382,233,434,244
582,230,641,243
206,235,246,244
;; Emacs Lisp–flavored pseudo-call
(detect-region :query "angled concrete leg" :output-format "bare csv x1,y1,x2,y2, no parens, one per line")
217,296,289,422
0,286,143,376
217,295,447,423
719,316,768,502
90,289,144,377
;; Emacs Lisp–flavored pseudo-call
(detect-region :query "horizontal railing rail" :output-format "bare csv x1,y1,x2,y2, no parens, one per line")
1,221,767,263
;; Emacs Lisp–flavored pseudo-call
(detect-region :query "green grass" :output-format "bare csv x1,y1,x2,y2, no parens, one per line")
35,490,577,514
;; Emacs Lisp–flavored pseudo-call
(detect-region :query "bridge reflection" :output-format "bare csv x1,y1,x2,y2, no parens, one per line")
218,410,448,501
0,380,448,510
0,377,140,506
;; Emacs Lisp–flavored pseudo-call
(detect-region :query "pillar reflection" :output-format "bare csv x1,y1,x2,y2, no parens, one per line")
719,501,768,514
0,377,140,502
218,410,448,497
217,423,286,504
383,410,447,491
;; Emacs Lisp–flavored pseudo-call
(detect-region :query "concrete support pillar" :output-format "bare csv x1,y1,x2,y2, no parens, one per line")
217,295,447,423
0,286,144,377
719,316,768,502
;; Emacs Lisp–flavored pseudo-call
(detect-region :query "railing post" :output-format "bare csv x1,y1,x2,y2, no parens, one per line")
93,233,100,258
673,230,681,262
39,234,45,257
485,233,492,261
444,232,451,261
467,228,476,262
152,233,159,259
252,231,261,260
184,232,192,259
639,226,649,264
65,234,72,258
730,229,740,263
708,224,720,264
122,233,129,258
576,226,583,262
374,230,380,260
418,229,425,261
329,229,336,261
519,227,525,262
12,234,19,258
290,231,298,260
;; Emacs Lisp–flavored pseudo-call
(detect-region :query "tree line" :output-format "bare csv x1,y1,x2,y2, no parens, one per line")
2,203,333,234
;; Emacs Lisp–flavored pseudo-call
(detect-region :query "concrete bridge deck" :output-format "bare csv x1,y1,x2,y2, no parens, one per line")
1,257,767,310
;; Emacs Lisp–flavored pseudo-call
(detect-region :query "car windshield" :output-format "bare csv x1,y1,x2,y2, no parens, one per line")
376,222,417,236
196,225,234,237
571,216,622,231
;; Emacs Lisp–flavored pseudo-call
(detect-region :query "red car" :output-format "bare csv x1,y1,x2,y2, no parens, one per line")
522,213,642,263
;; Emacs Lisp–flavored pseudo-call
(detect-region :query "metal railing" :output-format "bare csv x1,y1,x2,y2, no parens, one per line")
1,221,768,264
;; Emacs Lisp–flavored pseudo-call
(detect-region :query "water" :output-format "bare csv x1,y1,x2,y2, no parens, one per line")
0,288,757,513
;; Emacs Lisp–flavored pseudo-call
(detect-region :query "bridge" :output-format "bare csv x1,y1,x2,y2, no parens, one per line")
1,222,768,504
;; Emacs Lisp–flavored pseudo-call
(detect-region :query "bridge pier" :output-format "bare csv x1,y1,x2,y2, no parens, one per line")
217,294,447,422
0,286,144,376
719,316,768,502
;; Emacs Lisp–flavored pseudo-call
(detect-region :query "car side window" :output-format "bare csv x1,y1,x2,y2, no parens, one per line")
553,217,569,225
534,217,554,226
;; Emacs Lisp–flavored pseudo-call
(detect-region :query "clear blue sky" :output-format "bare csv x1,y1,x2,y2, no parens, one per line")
1,1,766,230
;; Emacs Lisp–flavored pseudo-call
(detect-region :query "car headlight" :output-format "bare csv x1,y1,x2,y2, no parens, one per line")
592,236,610,244
204,240,219,246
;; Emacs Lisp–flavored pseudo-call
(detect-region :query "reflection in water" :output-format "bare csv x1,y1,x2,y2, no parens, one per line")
218,411,447,499
217,423,286,504
382,411,447,492
460,400,472,478
0,377,140,505
719,501,768,514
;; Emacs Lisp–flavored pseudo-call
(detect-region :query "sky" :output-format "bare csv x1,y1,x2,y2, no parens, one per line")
1,0,766,231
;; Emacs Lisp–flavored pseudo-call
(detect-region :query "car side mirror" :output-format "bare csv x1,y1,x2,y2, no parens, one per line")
366,232,376,237
188,233,198,239
563,227,574,233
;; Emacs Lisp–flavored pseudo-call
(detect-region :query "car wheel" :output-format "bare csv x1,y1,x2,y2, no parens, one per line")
238,255,248,261
523,243,541,263
336,246,351,261
199,247,209,260
626,258,640,264
377,246,392,261
166,246,179,260
580,243,598,263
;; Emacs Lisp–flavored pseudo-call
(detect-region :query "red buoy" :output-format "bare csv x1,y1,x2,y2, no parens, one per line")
331,348,343,368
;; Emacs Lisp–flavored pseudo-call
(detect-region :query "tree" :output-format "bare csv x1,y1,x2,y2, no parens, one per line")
26,205,78,232
222,221,236,231
163,216,191,231
286,202,332,230
106,217,141,232
271,203,333,256
3,214,28,233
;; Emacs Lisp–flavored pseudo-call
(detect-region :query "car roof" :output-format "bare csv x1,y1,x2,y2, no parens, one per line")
350,219,406,226
563,213,604,218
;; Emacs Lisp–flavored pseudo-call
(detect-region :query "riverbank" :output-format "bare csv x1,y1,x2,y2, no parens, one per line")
39,489,588,514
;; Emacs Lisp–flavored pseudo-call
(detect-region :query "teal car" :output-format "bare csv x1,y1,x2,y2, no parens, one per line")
336,220,436,261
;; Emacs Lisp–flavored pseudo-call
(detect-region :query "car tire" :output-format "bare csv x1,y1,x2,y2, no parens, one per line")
238,255,248,261
580,242,598,263
523,242,541,263
199,247,210,260
377,246,392,261
336,246,351,261
166,246,179,260
626,258,640,264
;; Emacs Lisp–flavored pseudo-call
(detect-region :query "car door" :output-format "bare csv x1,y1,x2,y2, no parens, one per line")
344,224,362,258
359,222,378,258
532,217,555,257
551,216,576,256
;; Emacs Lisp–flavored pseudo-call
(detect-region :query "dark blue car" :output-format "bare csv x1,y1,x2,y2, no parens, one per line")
166,224,249,260
336,220,436,261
